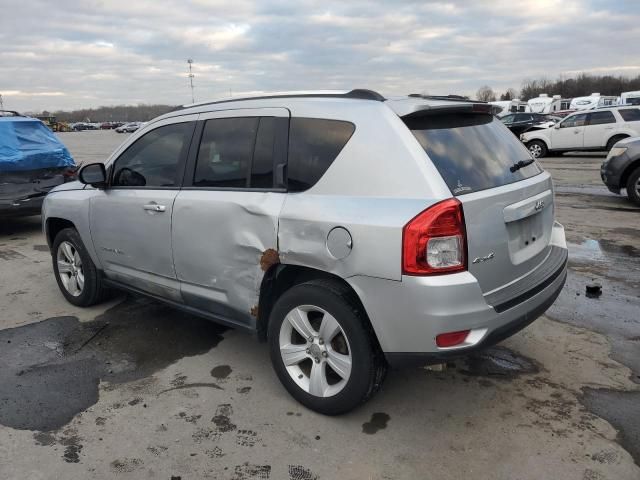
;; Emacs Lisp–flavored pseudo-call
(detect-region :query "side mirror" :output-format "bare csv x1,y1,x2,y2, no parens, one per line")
78,163,107,188
554,123,561,129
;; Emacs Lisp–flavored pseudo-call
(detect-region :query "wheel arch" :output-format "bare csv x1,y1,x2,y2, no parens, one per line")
256,264,379,348
620,158,640,190
606,133,629,149
526,136,549,149
45,217,76,248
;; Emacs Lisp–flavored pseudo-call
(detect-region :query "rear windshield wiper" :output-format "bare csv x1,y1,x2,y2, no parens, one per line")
510,159,535,173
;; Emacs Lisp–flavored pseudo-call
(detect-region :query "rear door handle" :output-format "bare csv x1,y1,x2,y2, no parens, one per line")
143,204,166,212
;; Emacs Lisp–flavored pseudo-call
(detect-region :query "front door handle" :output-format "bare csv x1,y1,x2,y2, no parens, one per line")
143,204,166,212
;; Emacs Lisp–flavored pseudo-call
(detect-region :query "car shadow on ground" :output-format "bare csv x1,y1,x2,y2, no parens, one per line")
0,215,43,237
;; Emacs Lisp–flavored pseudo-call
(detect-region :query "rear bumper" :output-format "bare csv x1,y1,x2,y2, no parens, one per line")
348,222,567,367
0,194,45,217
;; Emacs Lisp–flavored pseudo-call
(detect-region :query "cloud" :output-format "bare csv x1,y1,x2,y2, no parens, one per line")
0,0,638,111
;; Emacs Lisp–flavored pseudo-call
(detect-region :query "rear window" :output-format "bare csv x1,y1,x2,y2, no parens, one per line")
588,111,616,125
287,118,355,192
406,113,541,195
619,108,640,122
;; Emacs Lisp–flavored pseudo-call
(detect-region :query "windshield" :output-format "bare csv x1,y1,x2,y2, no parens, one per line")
406,113,542,195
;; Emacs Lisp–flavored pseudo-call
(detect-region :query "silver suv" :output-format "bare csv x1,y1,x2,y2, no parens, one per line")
43,90,568,414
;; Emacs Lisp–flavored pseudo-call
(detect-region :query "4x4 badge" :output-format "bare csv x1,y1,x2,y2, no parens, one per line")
534,200,545,211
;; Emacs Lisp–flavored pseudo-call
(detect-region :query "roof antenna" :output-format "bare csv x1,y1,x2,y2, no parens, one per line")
187,59,195,104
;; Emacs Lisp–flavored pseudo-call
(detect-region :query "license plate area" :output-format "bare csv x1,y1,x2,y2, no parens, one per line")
506,208,552,265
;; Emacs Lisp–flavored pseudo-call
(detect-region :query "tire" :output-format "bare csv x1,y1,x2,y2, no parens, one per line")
268,279,387,415
626,167,640,206
52,227,108,307
527,140,547,159
606,135,628,152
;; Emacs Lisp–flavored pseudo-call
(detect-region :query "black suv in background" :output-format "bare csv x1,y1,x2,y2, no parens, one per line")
601,136,640,205
500,113,555,135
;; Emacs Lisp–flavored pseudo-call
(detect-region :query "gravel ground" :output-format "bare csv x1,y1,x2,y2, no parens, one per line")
0,132,638,479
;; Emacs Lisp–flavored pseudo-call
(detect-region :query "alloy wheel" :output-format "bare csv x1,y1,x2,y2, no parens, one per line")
529,143,542,158
278,305,352,398
56,241,84,296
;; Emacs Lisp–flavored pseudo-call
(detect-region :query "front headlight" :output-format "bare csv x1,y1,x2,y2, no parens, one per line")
606,146,627,161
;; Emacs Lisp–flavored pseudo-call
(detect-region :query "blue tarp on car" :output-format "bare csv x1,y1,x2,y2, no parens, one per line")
0,117,75,172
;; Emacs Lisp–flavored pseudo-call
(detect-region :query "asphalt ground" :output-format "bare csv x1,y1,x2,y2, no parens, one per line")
0,130,638,479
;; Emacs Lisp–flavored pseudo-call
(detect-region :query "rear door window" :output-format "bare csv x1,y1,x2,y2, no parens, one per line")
406,113,541,196
287,118,355,192
588,111,616,125
619,108,640,122
194,117,259,188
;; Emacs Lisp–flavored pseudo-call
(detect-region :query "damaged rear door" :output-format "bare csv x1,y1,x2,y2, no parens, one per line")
172,108,290,328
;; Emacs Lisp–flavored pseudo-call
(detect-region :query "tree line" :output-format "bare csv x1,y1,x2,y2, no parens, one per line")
40,104,178,123
476,73,640,102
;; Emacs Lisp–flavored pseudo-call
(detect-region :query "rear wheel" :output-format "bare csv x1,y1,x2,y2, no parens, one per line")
606,135,628,152
52,228,108,307
626,167,640,206
527,140,547,159
268,279,386,415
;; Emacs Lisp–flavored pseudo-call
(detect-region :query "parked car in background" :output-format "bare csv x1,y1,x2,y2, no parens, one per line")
600,136,640,205
521,107,640,158
1,114,76,216
115,122,143,133
500,112,556,135
43,90,567,414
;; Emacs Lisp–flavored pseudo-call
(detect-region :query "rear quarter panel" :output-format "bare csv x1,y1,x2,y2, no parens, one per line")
278,101,451,281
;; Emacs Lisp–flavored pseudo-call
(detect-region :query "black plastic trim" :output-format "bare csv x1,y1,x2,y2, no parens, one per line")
486,246,568,313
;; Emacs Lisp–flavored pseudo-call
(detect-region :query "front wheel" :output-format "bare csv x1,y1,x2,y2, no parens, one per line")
626,167,640,206
527,140,547,159
52,228,108,307
268,279,386,415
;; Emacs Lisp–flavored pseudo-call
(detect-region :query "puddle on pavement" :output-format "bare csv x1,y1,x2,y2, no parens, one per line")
461,346,539,379
582,388,640,466
362,412,390,435
568,238,640,265
0,296,226,431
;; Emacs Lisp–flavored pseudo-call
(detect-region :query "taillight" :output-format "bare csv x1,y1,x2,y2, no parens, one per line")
402,198,467,275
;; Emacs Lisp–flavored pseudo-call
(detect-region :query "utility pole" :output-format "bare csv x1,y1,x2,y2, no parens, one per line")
187,59,195,104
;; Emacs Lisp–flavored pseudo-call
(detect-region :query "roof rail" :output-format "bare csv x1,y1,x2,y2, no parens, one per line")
178,89,385,110
0,110,22,117
408,93,476,103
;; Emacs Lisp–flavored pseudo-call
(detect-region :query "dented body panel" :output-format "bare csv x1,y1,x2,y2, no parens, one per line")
172,190,284,328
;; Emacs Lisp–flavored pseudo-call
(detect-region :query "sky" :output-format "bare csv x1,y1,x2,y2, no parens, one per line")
1,0,639,112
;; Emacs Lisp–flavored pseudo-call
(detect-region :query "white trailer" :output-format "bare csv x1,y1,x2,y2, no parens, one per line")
620,91,640,106
570,93,618,110
489,99,529,116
